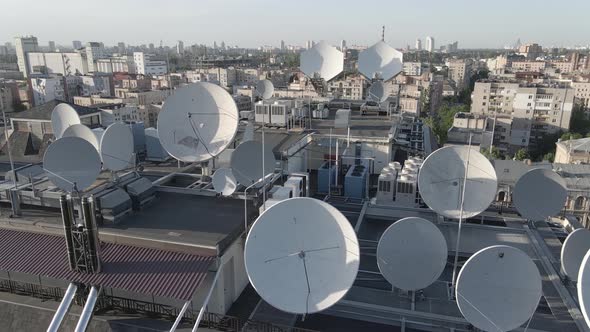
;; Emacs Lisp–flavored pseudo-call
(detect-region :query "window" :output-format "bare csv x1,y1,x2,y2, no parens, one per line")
528,95,533,99
527,103,531,106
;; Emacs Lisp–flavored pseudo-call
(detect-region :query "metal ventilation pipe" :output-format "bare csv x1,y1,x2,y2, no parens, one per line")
74,286,99,332
47,283,78,332
81,196,101,273
60,195,76,270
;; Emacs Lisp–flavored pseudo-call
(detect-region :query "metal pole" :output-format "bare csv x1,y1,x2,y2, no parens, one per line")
47,283,78,332
74,286,99,332
262,126,266,212
489,108,497,154
170,301,191,332
2,108,19,216
192,268,222,332
329,129,332,196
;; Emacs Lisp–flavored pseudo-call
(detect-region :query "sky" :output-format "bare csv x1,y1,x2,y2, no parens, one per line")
2,0,589,49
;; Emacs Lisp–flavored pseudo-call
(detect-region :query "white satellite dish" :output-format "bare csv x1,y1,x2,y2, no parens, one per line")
358,41,403,81
577,250,590,327
100,123,134,172
230,141,275,186
377,217,447,291
43,137,102,192
51,103,81,139
62,124,100,152
256,79,274,100
456,245,542,332
91,128,105,148
300,41,344,81
561,228,590,280
368,81,388,102
244,198,359,314
513,168,567,221
158,82,239,162
418,146,497,219
212,168,237,196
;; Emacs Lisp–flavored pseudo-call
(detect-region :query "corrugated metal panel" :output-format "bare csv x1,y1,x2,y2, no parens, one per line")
0,229,215,300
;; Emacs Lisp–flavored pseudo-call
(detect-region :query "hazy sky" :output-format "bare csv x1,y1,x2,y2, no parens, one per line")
2,0,589,49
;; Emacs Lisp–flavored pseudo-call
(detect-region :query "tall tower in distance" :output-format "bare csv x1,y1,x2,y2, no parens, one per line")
426,36,435,52
14,36,39,78
340,40,347,51
415,38,422,51
177,40,184,55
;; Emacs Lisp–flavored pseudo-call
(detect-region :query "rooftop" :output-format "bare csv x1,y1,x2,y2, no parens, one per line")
10,100,100,121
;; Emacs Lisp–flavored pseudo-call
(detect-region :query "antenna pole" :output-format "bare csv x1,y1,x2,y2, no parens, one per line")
329,128,332,197
262,125,266,211
381,26,385,41
2,107,19,216
451,133,472,299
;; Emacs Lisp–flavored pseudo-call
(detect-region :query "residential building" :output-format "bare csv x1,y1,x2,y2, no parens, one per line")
72,40,82,50
117,42,126,55
176,41,184,55
0,83,14,113
96,56,135,74
327,75,365,99
425,36,435,52
510,61,546,73
415,38,422,51
73,95,124,107
518,43,543,59
47,41,56,52
114,88,167,106
133,52,167,76
30,76,65,106
85,42,107,72
187,68,236,87
15,36,39,78
447,59,473,90
26,52,88,76
555,138,590,164
403,62,426,76
572,82,590,109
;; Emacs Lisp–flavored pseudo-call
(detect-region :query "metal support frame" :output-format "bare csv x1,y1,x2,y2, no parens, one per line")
47,283,78,332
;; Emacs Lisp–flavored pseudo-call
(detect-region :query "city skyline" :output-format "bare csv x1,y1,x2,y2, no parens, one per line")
2,0,590,49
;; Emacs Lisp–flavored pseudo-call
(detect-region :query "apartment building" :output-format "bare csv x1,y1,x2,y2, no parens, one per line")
15,36,39,78
27,52,88,76
510,61,546,73
327,75,365,99
447,59,473,90
572,82,590,109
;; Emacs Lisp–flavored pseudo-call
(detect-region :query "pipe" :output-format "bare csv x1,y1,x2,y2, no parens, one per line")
81,197,101,273
60,195,76,270
74,286,99,332
169,301,191,332
47,283,78,332
191,268,222,332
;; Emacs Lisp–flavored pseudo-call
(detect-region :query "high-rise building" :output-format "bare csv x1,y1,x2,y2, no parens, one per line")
280,40,285,51
85,42,106,73
118,42,126,55
425,36,435,52
415,38,422,50
340,40,347,51
149,43,155,51
213,41,218,50
15,36,39,78
221,41,226,50
72,40,82,49
447,59,473,90
177,40,184,55
48,41,56,52
306,40,313,49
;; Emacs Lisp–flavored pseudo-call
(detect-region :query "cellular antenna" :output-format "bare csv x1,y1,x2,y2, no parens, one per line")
244,198,360,314
381,25,385,41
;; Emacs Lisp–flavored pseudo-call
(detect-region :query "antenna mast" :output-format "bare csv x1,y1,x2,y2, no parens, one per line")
381,26,385,41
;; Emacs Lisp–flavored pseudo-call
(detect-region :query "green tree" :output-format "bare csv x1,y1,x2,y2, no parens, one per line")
515,148,529,161
561,132,583,140
425,102,470,144
481,147,502,160
543,152,555,162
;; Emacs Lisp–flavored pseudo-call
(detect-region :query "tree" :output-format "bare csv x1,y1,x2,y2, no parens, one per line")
514,148,529,161
543,152,555,162
425,102,470,144
561,132,583,140
481,147,502,160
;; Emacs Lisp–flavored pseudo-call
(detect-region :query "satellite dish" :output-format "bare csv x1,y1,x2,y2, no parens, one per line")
158,82,239,162
377,217,447,291
92,128,105,147
368,81,388,102
513,168,567,221
358,41,403,81
62,124,100,152
43,137,102,192
456,245,542,332
300,41,344,81
51,103,81,139
212,168,237,196
256,80,274,100
100,123,134,171
244,198,359,314
230,141,275,186
578,250,590,327
561,228,590,280
418,146,497,219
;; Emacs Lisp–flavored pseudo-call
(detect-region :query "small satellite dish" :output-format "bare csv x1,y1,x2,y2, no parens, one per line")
158,82,239,162
513,168,567,221
456,245,542,332
212,168,237,196
578,250,590,327
230,141,275,186
418,146,497,219
43,137,102,192
100,123,134,171
358,41,403,81
62,124,100,152
377,217,447,291
255,80,274,100
244,198,359,314
51,103,81,139
300,41,344,81
368,81,388,102
561,228,590,280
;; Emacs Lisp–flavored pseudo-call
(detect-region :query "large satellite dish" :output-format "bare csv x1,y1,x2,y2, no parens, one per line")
100,123,134,171
358,41,403,81
418,146,497,219
158,82,239,162
62,124,100,152
368,81,388,102
578,250,590,327
456,245,542,332
230,141,275,186
300,41,344,81
561,228,590,280
377,217,447,291
513,168,567,221
43,137,102,192
255,80,274,100
51,103,81,139
244,198,359,314
212,168,237,196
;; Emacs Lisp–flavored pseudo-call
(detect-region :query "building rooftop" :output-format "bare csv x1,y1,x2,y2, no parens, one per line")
10,100,100,121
